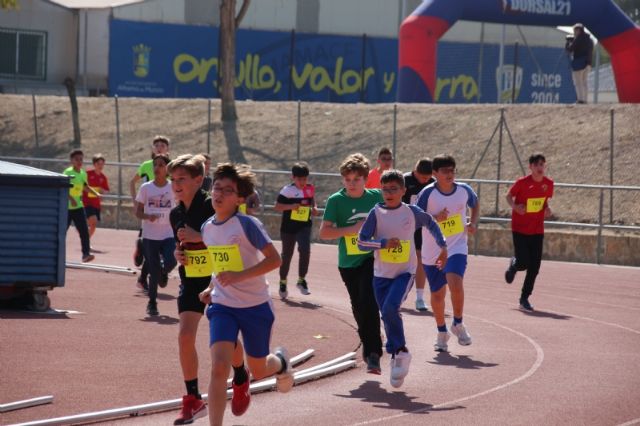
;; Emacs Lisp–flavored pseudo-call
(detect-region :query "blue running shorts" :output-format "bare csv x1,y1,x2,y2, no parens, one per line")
423,254,468,293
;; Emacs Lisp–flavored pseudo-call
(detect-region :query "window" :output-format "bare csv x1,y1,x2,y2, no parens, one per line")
0,28,47,80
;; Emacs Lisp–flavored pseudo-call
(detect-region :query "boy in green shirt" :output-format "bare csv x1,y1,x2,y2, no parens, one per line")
319,153,384,374
63,149,100,262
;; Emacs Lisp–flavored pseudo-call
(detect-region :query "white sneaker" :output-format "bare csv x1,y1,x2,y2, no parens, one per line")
274,346,294,393
389,350,411,388
415,299,428,312
451,323,472,346
434,331,450,352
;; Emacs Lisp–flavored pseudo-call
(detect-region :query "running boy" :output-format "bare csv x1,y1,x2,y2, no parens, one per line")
416,154,479,352
403,158,435,311
358,170,447,388
504,153,554,311
130,135,170,291
319,153,384,374
135,153,177,316
198,163,293,426
64,149,100,263
83,153,110,240
274,162,318,298
365,147,393,189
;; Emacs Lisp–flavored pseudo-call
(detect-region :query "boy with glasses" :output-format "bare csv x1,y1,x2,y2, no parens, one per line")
197,163,293,425
416,155,479,352
358,170,447,387
365,147,394,189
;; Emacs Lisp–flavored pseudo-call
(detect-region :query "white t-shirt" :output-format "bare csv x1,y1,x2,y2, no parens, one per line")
201,213,273,308
136,181,175,240
415,182,478,265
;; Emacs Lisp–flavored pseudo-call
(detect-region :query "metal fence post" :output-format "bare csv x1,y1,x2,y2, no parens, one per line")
296,100,301,161
392,103,397,167
207,99,212,154
115,95,122,230
495,109,504,215
596,188,604,264
32,93,39,150
609,108,614,223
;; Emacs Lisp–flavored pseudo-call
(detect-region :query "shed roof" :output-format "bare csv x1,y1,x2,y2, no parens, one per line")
0,160,66,178
46,0,145,10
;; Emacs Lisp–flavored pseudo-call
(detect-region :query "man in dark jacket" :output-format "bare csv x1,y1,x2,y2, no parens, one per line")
565,23,593,104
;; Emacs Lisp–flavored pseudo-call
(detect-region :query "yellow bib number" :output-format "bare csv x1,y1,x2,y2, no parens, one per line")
184,249,213,278
526,197,545,213
88,186,99,198
238,203,247,214
438,213,464,237
70,184,83,197
380,240,410,263
344,234,367,255
290,206,310,222
208,245,244,273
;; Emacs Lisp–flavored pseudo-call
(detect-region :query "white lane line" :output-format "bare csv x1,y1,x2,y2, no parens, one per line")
619,418,640,426
470,295,640,336
350,314,545,425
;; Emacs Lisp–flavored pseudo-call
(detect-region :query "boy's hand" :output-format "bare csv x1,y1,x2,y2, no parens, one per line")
147,214,158,222
434,208,449,222
435,248,448,270
199,288,212,304
312,206,320,216
70,198,78,208
174,246,186,265
177,225,200,243
544,206,552,219
385,238,401,249
467,222,477,235
350,219,365,234
513,204,526,215
292,204,301,211
216,271,242,286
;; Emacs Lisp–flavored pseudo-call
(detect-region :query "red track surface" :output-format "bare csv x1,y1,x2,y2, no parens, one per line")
1,228,639,425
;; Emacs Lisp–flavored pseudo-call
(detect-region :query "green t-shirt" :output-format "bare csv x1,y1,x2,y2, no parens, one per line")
138,159,154,182
322,188,383,268
63,167,88,210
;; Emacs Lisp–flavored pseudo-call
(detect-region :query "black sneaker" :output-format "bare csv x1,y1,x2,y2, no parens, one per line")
296,279,310,295
519,299,534,311
366,353,381,375
504,258,516,284
159,270,169,288
146,300,159,316
136,278,149,293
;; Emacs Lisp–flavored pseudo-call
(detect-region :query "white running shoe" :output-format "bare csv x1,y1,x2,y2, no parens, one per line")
274,346,294,393
451,323,472,346
415,299,428,312
434,331,450,352
389,350,411,388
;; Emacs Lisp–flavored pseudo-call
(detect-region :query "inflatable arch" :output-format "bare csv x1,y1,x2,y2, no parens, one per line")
398,0,640,103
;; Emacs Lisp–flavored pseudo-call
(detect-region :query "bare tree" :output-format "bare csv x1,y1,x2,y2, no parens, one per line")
219,0,250,122
64,77,82,148
0,0,19,9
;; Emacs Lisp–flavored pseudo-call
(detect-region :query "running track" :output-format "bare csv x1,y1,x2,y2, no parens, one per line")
1,229,639,425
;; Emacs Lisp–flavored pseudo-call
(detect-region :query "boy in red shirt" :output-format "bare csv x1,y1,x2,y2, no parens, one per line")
83,154,110,240
365,147,393,189
504,153,553,311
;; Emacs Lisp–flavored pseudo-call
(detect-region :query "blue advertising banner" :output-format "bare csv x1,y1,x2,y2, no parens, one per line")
109,19,574,103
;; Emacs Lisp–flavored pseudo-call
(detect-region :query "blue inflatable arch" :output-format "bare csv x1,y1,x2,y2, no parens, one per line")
398,0,640,103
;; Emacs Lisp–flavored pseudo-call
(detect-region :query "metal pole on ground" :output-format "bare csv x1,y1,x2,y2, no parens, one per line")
114,95,122,230
32,93,39,150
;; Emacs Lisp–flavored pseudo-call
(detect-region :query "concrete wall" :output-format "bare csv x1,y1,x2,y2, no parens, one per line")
98,203,640,267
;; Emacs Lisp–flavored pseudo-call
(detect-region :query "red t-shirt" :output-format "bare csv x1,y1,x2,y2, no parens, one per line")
365,168,383,189
509,175,554,235
83,169,110,209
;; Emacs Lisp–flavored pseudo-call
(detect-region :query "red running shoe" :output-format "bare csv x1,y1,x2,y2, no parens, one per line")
231,368,251,416
174,394,207,425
